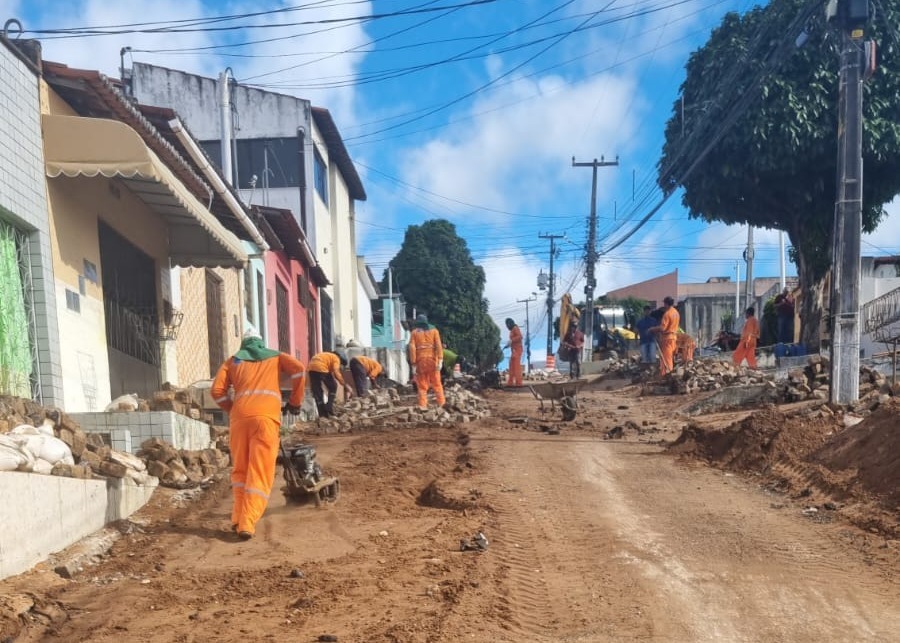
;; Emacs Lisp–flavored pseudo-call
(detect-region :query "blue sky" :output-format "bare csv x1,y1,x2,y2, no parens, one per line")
6,0,900,363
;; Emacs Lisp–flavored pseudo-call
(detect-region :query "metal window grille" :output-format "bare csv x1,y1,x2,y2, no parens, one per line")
0,217,39,400
276,278,290,353
206,269,225,375
103,298,160,366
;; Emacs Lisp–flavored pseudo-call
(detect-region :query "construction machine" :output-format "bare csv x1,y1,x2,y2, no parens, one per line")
280,441,340,506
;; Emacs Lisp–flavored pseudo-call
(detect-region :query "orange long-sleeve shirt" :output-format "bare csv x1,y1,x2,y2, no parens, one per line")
660,307,680,336
211,353,305,419
353,355,383,379
741,316,760,341
308,352,346,385
509,325,523,352
409,327,443,365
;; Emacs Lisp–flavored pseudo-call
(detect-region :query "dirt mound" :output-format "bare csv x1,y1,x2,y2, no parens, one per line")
811,401,900,511
669,408,834,473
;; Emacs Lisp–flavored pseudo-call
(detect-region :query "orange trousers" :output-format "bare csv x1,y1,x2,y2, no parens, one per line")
415,363,445,408
659,337,676,375
732,339,757,368
507,349,523,386
229,415,280,535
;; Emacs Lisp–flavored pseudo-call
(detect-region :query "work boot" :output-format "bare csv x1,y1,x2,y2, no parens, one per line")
238,530,253,541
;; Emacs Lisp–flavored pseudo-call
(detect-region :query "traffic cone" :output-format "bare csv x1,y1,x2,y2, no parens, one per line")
545,355,556,371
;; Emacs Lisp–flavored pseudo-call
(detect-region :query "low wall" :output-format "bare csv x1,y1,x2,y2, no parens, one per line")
69,411,213,454
0,472,156,580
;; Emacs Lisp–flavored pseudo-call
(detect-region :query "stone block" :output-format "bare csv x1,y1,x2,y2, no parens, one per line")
146,460,169,479
97,461,127,478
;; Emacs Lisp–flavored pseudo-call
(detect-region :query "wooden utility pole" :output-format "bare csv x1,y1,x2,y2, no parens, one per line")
572,156,618,363
829,0,868,404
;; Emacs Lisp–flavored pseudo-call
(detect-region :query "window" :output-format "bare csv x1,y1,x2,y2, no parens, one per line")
65,289,81,313
243,266,254,325
313,147,328,206
296,273,311,309
320,291,333,350
200,137,302,190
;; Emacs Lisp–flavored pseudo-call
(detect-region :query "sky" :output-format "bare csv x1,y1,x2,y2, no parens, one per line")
6,0,900,364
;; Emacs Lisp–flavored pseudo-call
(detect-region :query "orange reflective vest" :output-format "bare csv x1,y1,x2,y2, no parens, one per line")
308,352,346,385
409,327,443,366
211,353,305,419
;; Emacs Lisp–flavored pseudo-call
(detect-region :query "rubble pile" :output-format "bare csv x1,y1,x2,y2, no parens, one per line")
0,397,155,485
137,437,230,488
311,384,491,433
654,360,773,395
107,383,216,424
784,358,898,414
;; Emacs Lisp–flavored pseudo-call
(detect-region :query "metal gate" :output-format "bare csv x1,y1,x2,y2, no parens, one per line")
275,278,290,353
0,216,36,399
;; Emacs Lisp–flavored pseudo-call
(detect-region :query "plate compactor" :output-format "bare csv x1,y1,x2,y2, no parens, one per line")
280,442,340,506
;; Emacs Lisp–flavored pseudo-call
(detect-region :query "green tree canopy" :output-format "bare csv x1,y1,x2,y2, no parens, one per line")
382,219,502,369
658,0,900,348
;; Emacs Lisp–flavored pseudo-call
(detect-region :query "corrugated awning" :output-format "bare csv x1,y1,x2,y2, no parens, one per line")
42,114,246,268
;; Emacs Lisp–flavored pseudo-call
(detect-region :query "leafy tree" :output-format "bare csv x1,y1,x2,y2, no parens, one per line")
658,0,900,349
382,219,502,369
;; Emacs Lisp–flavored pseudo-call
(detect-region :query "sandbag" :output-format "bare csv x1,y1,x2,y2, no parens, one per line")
10,425,74,466
105,393,140,412
32,458,54,475
0,434,35,472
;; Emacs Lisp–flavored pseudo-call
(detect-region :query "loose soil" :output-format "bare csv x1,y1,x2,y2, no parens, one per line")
2,380,899,642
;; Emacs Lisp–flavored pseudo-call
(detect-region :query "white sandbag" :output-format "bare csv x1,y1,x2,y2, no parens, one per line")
11,424,39,435
105,393,140,412
37,435,74,466
37,418,56,437
32,458,54,475
0,438,28,471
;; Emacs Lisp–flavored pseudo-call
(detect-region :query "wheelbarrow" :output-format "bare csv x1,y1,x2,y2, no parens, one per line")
527,379,587,421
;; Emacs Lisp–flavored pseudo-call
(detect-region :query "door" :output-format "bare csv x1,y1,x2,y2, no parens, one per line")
205,269,225,376
0,216,33,398
275,278,290,353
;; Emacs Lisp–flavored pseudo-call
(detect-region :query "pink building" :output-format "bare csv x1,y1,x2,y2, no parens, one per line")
604,269,678,308
257,205,328,362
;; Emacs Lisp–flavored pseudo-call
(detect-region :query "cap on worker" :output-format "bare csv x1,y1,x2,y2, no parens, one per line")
243,326,262,341
415,313,429,327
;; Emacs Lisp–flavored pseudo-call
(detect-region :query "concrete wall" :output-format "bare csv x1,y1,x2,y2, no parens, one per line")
69,411,213,453
0,472,156,580
356,276,374,347
0,40,63,406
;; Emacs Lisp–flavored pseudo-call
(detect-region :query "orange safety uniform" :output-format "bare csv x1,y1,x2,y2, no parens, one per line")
211,352,305,537
507,324,523,387
409,326,445,408
676,333,696,364
353,355,383,379
733,316,760,369
658,307,680,376
308,351,346,384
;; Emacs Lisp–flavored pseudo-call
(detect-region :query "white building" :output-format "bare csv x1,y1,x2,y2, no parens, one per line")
131,63,367,350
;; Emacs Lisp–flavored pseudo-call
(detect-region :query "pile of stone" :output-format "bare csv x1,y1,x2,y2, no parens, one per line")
309,384,491,433
653,359,773,395
0,396,156,485
137,437,230,488
783,357,897,413
105,383,216,424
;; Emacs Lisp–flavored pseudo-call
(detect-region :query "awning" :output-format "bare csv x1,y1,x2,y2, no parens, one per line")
42,114,247,268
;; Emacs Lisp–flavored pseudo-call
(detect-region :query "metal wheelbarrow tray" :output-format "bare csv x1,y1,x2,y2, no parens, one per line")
527,379,588,421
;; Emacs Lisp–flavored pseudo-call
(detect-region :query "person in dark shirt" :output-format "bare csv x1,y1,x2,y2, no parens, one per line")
561,319,585,378
635,305,658,365
774,287,795,344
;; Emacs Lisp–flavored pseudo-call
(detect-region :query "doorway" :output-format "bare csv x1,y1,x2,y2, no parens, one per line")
205,269,225,376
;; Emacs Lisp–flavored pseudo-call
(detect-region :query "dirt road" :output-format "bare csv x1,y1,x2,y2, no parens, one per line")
4,382,899,642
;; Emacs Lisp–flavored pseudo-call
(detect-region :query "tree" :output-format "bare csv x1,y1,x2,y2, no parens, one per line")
658,0,900,349
382,219,502,369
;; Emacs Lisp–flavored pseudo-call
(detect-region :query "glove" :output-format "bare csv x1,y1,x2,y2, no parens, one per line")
284,403,302,415
437,360,443,372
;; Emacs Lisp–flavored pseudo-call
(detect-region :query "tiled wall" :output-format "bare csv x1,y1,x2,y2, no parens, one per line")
69,411,213,454
0,41,63,405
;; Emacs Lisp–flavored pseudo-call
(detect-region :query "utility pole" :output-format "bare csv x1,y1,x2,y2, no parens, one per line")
517,295,538,373
539,233,565,359
572,156,619,363
828,0,869,404
743,226,755,315
734,260,740,328
218,69,234,186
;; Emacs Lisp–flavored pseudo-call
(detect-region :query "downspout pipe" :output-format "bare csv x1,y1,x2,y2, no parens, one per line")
169,117,269,251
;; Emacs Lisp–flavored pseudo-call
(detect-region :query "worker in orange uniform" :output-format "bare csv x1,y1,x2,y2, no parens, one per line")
349,354,383,396
211,329,306,541
308,351,352,418
408,314,445,409
650,296,680,376
504,318,524,387
732,306,760,369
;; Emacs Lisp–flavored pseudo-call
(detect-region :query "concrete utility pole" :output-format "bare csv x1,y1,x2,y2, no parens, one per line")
539,233,565,359
572,156,619,363
218,69,234,186
829,0,869,404
734,260,741,328
743,226,755,315
517,295,538,373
